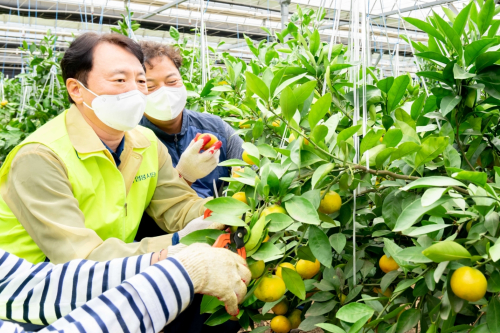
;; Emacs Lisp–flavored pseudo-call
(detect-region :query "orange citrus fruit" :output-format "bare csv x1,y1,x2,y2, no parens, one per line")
287,309,301,329
195,133,218,150
270,315,292,333
272,299,289,315
232,192,247,204
261,205,286,218
272,120,280,127
379,255,399,273
318,191,342,214
295,259,320,279
242,151,256,165
249,260,265,280
276,262,295,279
340,294,347,304
254,275,286,302
450,267,487,302
263,234,270,242
373,287,392,298
232,166,244,178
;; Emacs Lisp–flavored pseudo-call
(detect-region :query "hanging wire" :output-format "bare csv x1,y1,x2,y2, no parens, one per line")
99,0,108,33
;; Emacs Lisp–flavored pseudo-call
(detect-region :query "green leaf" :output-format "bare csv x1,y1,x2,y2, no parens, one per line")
391,142,422,162
376,77,394,93
338,125,362,143
245,72,269,101
375,148,396,169
281,267,305,300
315,323,346,333
280,86,298,122
381,271,400,293
169,26,180,40
309,29,321,55
396,247,432,263
487,297,500,332
478,0,495,35
306,299,337,316
205,213,246,227
360,129,384,155
310,124,328,144
465,38,498,66
415,52,450,66
387,75,410,112
402,176,466,190
200,295,224,314
407,223,451,237
267,213,294,232
312,163,334,189
434,13,463,55
204,197,251,216
252,243,283,261
411,93,426,120
422,241,471,262
403,17,446,43
298,316,327,331
453,64,475,79
488,271,500,292
329,233,346,254
308,225,332,268
285,196,320,224
336,303,374,323
245,216,268,251
382,115,394,131
415,136,449,168
441,95,462,116
393,197,450,232
308,93,332,129
180,229,225,245
452,170,487,186
396,309,420,333
293,80,317,104
453,2,472,36
204,307,231,326
383,128,403,147
476,52,500,72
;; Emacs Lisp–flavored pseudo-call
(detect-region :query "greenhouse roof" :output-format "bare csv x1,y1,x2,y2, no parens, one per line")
0,0,476,75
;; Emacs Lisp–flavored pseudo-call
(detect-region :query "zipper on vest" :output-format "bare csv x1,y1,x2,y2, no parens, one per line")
174,134,178,149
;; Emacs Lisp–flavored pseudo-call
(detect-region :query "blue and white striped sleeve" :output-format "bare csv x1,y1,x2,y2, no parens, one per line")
0,250,152,325
0,257,194,333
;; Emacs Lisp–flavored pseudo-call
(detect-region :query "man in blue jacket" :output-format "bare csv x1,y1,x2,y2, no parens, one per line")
138,41,244,199
136,41,245,333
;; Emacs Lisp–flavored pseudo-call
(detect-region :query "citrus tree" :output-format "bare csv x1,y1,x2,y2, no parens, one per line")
0,30,69,161
180,2,500,333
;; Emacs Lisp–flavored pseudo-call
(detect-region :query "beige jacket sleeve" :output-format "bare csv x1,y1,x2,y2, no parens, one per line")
2,142,206,264
145,140,211,232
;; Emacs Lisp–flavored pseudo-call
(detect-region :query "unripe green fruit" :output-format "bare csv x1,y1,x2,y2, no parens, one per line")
465,90,476,108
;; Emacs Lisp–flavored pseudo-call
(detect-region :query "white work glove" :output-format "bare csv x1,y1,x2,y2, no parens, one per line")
172,243,251,315
170,215,226,251
176,135,222,183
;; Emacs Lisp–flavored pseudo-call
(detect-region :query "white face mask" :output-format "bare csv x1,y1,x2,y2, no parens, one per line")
145,85,187,121
78,81,147,132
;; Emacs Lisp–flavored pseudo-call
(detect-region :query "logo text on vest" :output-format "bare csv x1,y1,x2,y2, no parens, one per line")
134,171,157,183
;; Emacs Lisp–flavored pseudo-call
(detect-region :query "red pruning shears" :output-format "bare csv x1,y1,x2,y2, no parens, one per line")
204,209,247,259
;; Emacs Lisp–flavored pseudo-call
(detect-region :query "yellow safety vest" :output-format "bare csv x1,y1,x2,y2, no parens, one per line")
0,109,158,263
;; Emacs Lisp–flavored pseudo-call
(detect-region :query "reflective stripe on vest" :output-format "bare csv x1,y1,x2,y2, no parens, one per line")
0,110,158,264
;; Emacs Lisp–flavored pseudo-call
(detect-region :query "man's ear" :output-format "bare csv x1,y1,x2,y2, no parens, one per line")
66,78,84,105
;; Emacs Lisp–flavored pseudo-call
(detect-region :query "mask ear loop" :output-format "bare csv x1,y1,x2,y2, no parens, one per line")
76,80,99,110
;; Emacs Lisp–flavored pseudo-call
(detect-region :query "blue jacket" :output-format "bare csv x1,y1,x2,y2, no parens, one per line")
140,109,243,198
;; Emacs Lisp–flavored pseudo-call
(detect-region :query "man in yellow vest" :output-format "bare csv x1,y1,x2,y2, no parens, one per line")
0,32,223,265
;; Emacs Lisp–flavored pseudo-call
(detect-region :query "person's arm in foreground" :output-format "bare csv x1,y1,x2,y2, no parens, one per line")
0,244,250,333
3,144,174,263
0,249,153,325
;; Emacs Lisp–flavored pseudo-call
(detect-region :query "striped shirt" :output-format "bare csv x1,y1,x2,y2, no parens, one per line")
0,250,194,333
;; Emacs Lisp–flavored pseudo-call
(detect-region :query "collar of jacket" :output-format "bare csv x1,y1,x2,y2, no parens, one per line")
141,109,189,143
65,104,150,155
